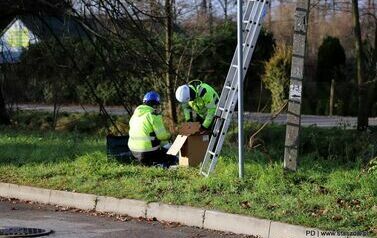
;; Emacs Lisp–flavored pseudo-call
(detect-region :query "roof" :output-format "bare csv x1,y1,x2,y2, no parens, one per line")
19,15,87,39
1,15,88,41
0,15,88,64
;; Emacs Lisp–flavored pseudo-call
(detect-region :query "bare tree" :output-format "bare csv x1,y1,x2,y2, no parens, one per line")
216,0,229,20
0,67,10,125
352,0,368,130
165,0,178,126
208,0,213,34
201,0,207,15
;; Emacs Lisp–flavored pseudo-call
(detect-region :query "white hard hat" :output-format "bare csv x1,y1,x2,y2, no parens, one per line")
175,84,191,103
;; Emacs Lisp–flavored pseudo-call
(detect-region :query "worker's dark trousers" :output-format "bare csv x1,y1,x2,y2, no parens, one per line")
131,148,177,167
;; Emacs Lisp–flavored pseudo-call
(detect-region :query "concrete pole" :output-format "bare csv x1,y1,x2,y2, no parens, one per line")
237,0,244,178
283,0,310,171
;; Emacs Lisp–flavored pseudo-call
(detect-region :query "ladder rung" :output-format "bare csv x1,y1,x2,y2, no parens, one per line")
218,107,229,113
208,151,216,156
232,64,245,70
201,0,269,177
201,171,209,177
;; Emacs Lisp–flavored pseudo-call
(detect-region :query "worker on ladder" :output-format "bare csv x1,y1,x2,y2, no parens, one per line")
175,81,219,131
128,91,177,167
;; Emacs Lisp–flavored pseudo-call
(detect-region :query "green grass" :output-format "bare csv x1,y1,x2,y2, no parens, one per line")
0,125,376,235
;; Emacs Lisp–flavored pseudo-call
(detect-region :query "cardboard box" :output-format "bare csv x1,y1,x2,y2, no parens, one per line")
167,122,210,167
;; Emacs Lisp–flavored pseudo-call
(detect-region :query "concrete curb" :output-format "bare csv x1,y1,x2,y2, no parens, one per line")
9,183,51,204
269,221,346,238
0,183,10,198
96,196,147,218
49,190,97,210
269,221,308,238
147,202,205,228
0,182,371,238
204,210,271,237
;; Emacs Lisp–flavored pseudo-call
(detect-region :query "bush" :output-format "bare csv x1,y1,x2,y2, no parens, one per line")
10,111,126,135
262,44,292,112
300,127,376,162
226,122,377,162
368,157,377,174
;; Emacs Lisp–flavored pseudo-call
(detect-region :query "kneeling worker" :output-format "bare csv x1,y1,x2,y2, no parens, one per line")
175,81,219,130
128,91,176,166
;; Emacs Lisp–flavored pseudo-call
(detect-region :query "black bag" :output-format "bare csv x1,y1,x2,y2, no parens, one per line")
106,135,132,163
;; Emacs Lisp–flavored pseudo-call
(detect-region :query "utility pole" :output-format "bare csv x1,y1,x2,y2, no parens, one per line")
237,0,244,178
283,0,310,171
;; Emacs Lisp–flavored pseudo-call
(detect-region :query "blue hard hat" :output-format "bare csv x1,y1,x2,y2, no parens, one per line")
143,91,161,105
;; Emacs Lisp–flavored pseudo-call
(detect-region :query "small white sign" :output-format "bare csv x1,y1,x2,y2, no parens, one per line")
289,84,302,101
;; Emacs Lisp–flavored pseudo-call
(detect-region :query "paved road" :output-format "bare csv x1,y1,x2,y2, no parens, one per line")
0,198,247,238
14,104,377,128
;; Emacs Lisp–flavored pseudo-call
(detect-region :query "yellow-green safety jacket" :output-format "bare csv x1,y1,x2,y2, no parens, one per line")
182,82,219,129
128,105,171,152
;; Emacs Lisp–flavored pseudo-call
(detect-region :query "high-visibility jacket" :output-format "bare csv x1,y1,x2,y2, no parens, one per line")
182,82,219,129
128,105,171,152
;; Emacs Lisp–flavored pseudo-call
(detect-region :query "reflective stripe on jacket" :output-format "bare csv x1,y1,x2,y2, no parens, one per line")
183,82,219,128
128,105,171,152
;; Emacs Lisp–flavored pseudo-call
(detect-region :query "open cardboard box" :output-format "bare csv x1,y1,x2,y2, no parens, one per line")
167,122,210,167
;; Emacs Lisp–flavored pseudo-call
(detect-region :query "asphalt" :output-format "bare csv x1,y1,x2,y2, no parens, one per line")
15,104,377,128
0,198,248,238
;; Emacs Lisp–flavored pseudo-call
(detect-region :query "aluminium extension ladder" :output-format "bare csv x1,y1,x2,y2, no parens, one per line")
200,0,270,177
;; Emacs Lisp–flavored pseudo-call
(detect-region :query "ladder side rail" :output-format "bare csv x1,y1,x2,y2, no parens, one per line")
218,0,254,88
201,0,269,176
208,89,241,175
201,0,265,176
207,113,234,174
210,1,269,163
241,2,267,70
243,2,269,73
215,0,256,116
200,126,223,175
242,0,260,43
216,67,237,117
215,0,268,148
218,1,264,117
218,0,266,107
227,0,262,72
221,2,266,119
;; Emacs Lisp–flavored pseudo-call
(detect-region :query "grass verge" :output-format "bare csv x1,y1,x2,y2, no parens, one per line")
0,123,376,235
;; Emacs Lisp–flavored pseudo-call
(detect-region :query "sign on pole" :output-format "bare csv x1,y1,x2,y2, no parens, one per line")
284,1,310,171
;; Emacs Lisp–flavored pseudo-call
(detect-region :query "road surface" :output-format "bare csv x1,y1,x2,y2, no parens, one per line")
14,104,377,128
0,198,248,238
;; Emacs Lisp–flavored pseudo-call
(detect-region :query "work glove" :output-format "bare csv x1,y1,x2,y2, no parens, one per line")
199,124,208,134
